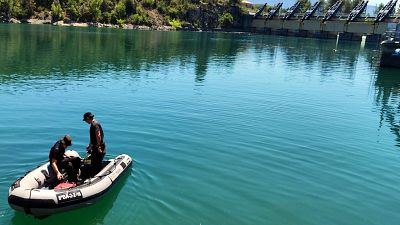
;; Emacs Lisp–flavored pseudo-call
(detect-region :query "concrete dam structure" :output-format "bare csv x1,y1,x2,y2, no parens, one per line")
246,0,400,42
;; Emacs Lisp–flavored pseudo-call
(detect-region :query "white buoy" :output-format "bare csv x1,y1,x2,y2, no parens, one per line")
334,32,339,51
360,35,366,50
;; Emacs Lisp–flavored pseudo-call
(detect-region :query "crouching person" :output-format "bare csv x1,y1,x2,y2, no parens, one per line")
47,135,73,187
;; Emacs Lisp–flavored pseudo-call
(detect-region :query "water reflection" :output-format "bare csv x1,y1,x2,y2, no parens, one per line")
278,38,378,80
252,35,378,80
0,24,248,86
192,33,242,82
374,68,400,147
0,24,379,89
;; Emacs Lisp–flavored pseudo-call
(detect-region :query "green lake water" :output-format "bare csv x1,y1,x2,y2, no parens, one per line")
1,24,400,225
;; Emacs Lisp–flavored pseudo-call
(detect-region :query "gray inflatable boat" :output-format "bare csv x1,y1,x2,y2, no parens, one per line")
8,154,132,216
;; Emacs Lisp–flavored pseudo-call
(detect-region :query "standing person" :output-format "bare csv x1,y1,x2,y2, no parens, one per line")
48,135,72,185
83,112,106,176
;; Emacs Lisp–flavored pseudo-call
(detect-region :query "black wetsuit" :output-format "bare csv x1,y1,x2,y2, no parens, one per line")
47,140,67,186
89,121,106,176
48,140,80,183
49,140,66,170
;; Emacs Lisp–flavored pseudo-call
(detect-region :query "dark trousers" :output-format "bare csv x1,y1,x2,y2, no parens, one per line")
46,157,81,187
90,145,106,177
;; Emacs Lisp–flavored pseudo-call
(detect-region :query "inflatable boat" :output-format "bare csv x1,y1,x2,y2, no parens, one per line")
8,154,132,216
380,39,400,67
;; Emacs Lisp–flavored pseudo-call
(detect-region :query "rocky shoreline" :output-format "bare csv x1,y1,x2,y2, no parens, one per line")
0,15,248,33
0,17,189,31
0,4,246,32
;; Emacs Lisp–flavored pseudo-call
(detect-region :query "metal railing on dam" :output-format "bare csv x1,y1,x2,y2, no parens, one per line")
242,0,400,43
247,16,393,42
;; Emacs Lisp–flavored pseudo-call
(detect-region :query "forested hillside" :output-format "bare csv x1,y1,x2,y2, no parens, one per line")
0,0,398,29
0,0,252,29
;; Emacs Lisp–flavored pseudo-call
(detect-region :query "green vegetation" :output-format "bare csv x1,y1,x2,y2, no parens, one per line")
218,12,233,27
343,0,361,13
51,0,64,21
168,18,182,29
0,0,250,29
375,3,385,15
1,0,396,27
298,0,311,13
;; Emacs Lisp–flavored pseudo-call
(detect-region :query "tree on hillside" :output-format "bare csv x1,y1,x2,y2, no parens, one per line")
51,0,64,21
64,0,80,21
75,0,103,22
352,0,363,12
228,0,240,6
299,0,311,13
0,0,250,28
351,0,361,9
318,0,326,14
125,0,136,15
343,0,352,13
324,0,337,11
36,0,53,9
374,3,384,15
0,0,12,18
0,0,27,19
342,0,361,13
22,0,35,18
218,11,233,27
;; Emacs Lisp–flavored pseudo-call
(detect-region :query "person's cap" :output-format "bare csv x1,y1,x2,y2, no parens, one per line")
83,112,94,121
63,135,72,146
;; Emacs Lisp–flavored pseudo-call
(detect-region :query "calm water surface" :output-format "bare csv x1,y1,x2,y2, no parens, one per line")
1,24,400,225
